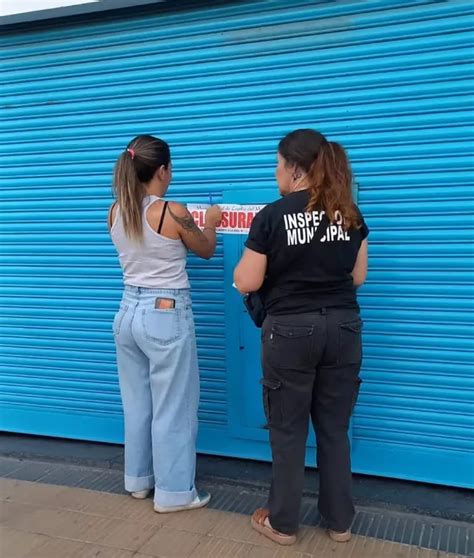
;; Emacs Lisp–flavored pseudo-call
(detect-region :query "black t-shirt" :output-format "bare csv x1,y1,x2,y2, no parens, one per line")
245,190,369,315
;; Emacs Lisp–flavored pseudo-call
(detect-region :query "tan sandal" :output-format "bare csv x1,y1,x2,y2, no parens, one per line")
251,508,296,546
328,529,352,542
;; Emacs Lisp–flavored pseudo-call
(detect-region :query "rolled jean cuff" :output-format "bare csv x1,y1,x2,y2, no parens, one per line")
124,473,154,493
154,485,198,507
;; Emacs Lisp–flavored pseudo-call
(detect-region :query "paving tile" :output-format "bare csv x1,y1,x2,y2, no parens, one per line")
0,477,16,498
0,478,66,507
0,526,49,558
289,525,331,555
50,510,119,542
75,544,136,558
24,537,137,558
190,535,254,557
24,537,87,557
1,501,40,527
138,526,203,557
96,518,158,551
209,509,275,548
0,480,153,528
4,506,66,534
247,543,311,558
52,486,161,524
5,506,115,543
360,534,397,557
316,536,359,558
50,485,124,513
159,508,224,535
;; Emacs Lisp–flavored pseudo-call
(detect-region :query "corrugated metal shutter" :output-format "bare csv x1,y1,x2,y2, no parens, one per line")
1,0,472,487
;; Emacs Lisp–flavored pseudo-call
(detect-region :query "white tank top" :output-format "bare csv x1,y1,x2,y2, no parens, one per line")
110,195,190,289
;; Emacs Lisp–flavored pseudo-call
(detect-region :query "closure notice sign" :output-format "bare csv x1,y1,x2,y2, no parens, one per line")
187,204,265,234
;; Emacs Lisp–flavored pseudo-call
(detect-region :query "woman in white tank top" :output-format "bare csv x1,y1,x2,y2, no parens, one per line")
108,135,221,513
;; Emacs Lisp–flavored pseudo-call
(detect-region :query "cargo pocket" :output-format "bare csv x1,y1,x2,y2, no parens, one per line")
338,319,363,365
142,308,182,345
260,378,283,427
351,378,362,414
113,304,128,336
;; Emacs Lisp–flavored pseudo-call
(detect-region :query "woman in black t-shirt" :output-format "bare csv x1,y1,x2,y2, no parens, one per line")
234,129,368,546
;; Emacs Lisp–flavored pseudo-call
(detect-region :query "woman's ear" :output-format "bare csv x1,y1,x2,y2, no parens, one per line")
292,168,302,181
156,165,168,181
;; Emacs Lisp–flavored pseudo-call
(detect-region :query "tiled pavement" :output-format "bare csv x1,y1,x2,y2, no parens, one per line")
0,477,470,558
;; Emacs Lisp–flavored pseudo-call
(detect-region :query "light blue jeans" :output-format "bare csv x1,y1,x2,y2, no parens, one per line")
113,286,199,507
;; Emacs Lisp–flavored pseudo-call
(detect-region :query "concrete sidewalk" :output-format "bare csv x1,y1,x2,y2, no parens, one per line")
0,478,465,558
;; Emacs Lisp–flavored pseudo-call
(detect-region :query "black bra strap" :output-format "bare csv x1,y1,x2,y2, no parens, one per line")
108,202,117,230
157,201,169,234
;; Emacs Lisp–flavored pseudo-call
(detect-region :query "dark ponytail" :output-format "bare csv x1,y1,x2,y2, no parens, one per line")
113,135,170,241
278,129,360,229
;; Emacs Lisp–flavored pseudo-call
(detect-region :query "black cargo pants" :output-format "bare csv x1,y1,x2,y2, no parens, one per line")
261,308,362,535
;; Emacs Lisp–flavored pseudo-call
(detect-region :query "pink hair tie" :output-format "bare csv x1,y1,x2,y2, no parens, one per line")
127,148,135,160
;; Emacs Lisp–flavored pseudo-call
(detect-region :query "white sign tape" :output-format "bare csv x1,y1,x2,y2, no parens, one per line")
187,204,266,234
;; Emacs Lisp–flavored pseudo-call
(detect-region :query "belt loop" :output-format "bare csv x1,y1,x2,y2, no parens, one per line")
320,307,326,315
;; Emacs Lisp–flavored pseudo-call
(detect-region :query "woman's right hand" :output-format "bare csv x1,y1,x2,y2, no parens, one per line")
205,205,222,228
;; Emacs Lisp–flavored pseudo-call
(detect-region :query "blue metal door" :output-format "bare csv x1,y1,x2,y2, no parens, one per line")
224,188,318,465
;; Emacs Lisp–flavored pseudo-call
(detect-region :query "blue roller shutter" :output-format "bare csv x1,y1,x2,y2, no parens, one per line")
0,0,472,487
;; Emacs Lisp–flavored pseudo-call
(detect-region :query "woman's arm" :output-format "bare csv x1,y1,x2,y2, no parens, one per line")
168,202,220,260
352,239,368,287
234,248,267,294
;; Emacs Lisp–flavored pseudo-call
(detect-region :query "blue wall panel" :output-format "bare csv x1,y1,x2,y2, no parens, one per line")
0,0,472,487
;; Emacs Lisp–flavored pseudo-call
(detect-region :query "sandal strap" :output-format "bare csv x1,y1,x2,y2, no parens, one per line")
253,508,269,526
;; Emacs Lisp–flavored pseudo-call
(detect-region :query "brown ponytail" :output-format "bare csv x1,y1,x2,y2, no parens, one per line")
278,129,361,230
112,135,171,241
113,150,144,241
306,140,360,229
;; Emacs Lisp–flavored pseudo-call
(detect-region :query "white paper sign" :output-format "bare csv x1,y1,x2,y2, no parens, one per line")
187,204,266,234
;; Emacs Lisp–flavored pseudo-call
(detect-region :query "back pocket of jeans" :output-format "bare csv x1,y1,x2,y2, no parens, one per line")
142,308,182,345
338,319,362,365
